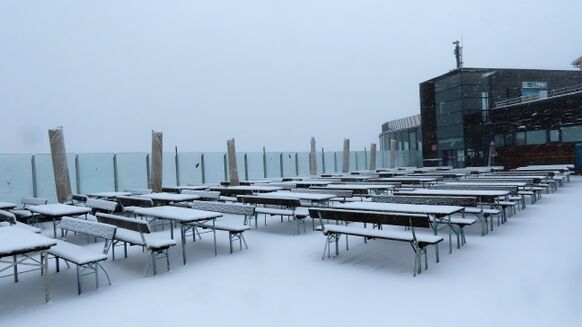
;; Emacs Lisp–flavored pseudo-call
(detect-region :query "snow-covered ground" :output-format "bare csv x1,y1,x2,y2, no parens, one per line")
2,177,582,327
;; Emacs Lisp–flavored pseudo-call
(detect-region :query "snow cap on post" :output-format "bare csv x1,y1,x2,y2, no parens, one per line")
48,127,72,203
309,137,317,176
227,138,240,186
342,138,350,173
150,130,163,193
369,143,377,171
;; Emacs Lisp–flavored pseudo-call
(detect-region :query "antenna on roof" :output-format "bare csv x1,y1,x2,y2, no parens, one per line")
453,39,463,69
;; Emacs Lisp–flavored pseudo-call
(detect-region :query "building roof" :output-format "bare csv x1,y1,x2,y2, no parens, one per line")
420,67,582,84
381,114,421,133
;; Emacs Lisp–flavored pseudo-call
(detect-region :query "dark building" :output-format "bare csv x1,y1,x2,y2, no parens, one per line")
419,67,582,168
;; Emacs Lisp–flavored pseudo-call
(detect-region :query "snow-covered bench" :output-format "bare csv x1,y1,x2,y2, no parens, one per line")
0,209,42,233
116,195,154,215
10,197,48,225
290,189,355,203
308,208,443,277
52,217,116,294
85,198,121,215
182,190,221,201
95,213,176,276
237,195,309,233
189,201,253,253
372,195,476,248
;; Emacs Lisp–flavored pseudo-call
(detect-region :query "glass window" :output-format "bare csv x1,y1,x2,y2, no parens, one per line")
561,126,582,142
504,133,514,146
550,129,560,142
515,132,526,145
409,130,417,151
526,130,546,144
494,134,505,147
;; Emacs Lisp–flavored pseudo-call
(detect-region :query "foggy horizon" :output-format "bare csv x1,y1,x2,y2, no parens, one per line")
1,0,581,153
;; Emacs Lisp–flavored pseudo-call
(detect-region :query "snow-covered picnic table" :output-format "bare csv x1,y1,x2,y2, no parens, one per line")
87,191,132,199
162,185,209,193
0,227,56,303
0,202,17,210
395,188,510,199
139,192,200,204
28,203,91,237
282,180,331,187
335,201,463,217
259,191,336,202
133,206,222,264
443,181,528,187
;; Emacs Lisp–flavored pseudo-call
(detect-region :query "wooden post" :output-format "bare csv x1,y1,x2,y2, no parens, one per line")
342,138,350,173
227,138,240,186
310,137,317,175
150,130,163,192
369,143,377,171
48,127,72,203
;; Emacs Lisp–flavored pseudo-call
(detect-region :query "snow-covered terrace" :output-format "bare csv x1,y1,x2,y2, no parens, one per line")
1,178,581,326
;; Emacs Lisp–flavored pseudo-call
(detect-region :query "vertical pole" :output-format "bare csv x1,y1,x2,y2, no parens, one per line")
294,153,299,176
244,153,249,181
279,153,284,177
75,154,81,194
200,153,206,184
334,152,338,172
113,154,119,192
146,153,151,189
223,153,228,182
364,147,368,170
31,155,38,197
262,147,267,178
175,146,180,186
355,152,359,171
321,147,326,174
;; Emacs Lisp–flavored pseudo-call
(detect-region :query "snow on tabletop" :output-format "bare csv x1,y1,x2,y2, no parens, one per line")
87,191,132,198
0,227,56,256
335,201,463,214
0,202,17,210
27,203,91,216
399,188,509,196
134,205,222,222
259,191,336,201
444,182,528,186
325,184,394,189
139,192,200,201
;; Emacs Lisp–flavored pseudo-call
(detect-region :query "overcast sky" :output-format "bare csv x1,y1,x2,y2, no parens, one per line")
1,0,580,154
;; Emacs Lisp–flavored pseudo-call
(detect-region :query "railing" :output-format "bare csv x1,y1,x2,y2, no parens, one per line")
0,150,422,203
493,84,582,109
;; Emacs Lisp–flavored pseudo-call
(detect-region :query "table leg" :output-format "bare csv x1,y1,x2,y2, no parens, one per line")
13,255,18,283
53,217,57,238
181,224,187,265
42,250,49,303
213,219,217,256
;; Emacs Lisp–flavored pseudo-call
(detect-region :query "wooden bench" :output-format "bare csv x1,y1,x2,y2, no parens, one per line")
85,198,122,215
95,213,177,276
0,209,42,233
116,195,154,215
237,195,309,234
380,194,501,236
290,189,355,203
52,217,116,294
71,194,88,205
10,197,48,225
430,185,520,215
182,190,221,201
189,201,253,254
308,208,443,276
370,195,476,246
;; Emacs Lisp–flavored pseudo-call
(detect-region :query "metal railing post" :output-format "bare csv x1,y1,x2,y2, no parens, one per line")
223,153,228,182
364,147,368,170
279,153,284,177
175,146,180,186
113,154,119,192
355,152,359,171
321,147,325,173
262,147,267,178
244,153,249,181
75,154,81,194
200,153,206,184
146,153,151,189
31,155,38,197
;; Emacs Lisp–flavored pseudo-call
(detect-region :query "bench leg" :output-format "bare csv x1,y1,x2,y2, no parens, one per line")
97,263,112,286
229,233,233,254
76,266,82,295
13,255,18,283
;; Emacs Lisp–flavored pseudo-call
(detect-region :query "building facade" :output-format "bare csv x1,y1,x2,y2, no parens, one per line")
379,114,422,152
419,67,582,167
